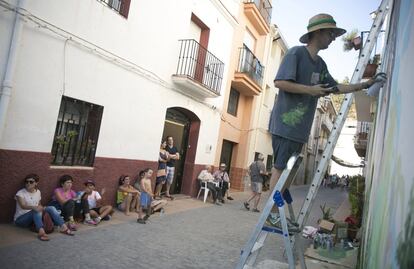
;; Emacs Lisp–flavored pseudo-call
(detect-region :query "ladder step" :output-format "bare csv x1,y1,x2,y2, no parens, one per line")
251,241,264,253
261,225,300,235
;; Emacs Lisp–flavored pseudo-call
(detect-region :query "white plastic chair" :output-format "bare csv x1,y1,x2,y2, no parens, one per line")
197,181,219,203
197,181,210,203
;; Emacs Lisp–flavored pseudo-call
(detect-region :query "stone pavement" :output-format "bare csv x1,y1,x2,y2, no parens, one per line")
0,185,349,269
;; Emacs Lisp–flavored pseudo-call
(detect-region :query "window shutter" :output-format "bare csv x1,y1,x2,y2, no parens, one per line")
120,0,131,18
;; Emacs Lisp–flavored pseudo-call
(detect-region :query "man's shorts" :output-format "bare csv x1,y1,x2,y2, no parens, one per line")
166,166,175,184
251,182,263,194
272,135,303,170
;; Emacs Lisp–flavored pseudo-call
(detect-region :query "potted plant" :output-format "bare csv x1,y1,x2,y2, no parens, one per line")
363,54,380,78
346,175,366,240
342,29,362,51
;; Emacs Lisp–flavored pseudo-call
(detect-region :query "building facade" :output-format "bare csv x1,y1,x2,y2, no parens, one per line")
0,0,239,221
214,0,277,190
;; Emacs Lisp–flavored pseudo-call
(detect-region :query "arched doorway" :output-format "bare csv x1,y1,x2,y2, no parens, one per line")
161,107,200,195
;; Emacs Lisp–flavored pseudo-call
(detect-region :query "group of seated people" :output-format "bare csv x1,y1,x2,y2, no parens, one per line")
197,163,233,205
116,168,167,224
14,169,168,241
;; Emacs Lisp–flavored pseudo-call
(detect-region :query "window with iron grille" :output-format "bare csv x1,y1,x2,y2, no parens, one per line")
51,96,104,167
98,0,131,18
227,88,240,116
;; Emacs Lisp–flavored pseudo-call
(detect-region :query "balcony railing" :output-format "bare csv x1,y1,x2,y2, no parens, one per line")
175,39,224,95
237,44,264,86
99,0,122,12
244,0,272,25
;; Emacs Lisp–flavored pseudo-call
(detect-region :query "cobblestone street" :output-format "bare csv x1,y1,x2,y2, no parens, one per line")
0,185,348,269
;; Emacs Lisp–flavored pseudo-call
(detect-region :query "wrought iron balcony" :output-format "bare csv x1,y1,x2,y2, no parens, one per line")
172,39,224,98
354,121,372,157
232,44,264,96
243,0,272,34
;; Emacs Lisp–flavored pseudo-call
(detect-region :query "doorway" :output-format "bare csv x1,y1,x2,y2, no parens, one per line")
219,139,236,173
161,107,200,195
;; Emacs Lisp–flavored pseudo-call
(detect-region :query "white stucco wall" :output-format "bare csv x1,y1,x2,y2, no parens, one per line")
0,0,236,165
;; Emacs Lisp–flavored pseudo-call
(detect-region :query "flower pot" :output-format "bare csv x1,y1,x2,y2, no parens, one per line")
363,63,378,78
352,36,362,50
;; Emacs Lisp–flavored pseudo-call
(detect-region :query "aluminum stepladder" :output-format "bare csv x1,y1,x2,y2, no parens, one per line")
236,0,391,268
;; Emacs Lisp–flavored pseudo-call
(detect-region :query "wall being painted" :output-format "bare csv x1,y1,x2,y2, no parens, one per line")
360,0,414,268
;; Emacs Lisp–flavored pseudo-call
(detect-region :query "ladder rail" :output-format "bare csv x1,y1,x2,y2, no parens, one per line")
296,0,390,229
236,155,303,269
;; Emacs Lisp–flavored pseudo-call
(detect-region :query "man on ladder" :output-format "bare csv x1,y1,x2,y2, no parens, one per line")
267,13,376,229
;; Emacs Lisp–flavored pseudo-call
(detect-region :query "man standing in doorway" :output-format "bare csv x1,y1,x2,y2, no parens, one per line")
267,13,382,228
165,136,179,200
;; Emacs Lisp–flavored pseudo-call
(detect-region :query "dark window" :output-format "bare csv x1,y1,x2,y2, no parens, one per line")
266,155,273,171
227,88,240,116
220,140,235,173
98,0,131,18
51,96,104,167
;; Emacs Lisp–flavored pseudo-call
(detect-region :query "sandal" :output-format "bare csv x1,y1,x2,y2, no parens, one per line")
137,218,146,224
38,233,50,241
165,195,174,200
60,228,75,236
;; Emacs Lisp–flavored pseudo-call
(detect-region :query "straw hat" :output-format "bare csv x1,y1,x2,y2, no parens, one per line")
299,13,346,44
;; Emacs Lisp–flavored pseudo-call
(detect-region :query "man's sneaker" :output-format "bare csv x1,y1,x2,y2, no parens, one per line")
137,218,146,224
252,208,260,213
243,202,250,210
215,201,222,206
265,214,300,233
227,196,234,200
83,219,97,226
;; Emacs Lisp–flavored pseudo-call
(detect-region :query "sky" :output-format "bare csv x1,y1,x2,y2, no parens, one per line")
272,0,381,82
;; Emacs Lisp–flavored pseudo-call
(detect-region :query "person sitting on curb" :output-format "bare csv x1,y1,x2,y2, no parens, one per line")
117,175,140,216
82,179,114,224
49,175,97,230
244,154,268,213
213,163,233,201
14,174,74,240
137,168,154,224
198,165,223,206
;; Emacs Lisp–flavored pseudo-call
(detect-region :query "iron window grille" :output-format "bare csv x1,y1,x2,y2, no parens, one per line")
51,96,104,167
175,39,224,95
237,44,265,86
98,0,131,18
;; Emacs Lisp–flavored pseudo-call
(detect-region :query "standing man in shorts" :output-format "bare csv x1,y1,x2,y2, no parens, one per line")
165,136,179,200
267,13,379,228
244,154,267,212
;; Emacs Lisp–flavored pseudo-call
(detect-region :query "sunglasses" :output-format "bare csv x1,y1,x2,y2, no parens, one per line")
26,180,36,184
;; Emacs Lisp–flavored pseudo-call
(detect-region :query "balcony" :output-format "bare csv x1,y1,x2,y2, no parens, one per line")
172,39,224,98
232,44,264,96
354,121,371,157
243,0,272,35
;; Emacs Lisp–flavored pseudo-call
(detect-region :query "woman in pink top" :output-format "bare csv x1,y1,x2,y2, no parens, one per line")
49,175,96,230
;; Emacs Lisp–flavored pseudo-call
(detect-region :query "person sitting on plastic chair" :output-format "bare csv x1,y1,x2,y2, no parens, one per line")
197,165,223,206
213,163,233,202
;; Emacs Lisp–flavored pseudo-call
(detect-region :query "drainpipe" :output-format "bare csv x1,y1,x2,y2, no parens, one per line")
0,0,26,143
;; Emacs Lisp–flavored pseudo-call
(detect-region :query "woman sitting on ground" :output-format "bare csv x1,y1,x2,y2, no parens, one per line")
14,174,74,240
82,179,114,223
117,175,140,216
49,175,97,230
